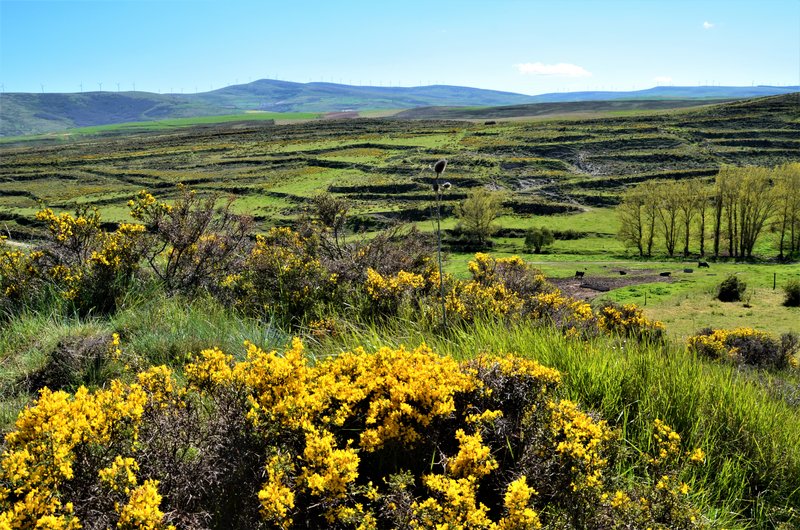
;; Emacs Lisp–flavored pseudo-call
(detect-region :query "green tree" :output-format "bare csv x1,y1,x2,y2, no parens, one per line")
655,181,682,257
525,226,555,254
455,188,508,247
617,185,647,256
774,163,800,259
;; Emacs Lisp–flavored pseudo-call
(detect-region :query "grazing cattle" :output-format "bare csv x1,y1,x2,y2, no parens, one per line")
575,271,585,278
619,270,627,275
684,268,693,273
698,261,710,268
659,272,671,277
484,120,497,125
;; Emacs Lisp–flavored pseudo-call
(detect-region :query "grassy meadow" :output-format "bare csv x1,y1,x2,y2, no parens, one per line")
1,94,800,528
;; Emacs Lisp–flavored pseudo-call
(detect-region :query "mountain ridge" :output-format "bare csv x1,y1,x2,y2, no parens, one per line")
1,79,798,137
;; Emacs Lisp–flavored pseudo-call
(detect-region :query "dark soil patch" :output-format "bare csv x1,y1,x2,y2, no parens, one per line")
551,270,675,300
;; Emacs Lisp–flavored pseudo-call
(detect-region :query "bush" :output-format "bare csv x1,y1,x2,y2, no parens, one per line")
1,339,706,529
220,227,334,322
687,327,796,369
784,279,800,307
32,208,146,314
524,226,555,254
130,186,252,294
717,274,746,302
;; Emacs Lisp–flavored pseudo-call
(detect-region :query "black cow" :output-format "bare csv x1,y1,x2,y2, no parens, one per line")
575,271,585,278
619,270,627,275
659,272,671,277
698,261,710,268
684,268,693,273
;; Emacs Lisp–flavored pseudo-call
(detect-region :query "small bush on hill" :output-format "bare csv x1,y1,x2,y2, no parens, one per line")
717,274,746,302
784,279,800,307
524,226,555,254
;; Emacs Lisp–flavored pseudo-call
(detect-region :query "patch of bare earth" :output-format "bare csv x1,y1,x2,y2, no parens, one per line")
551,269,676,300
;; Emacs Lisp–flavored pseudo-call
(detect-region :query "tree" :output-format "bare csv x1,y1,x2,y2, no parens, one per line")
455,188,508,247
695,183,710,257
736,166,776,258
655,181,682,257
676,179,703,256
712,165,780,259
617,181,660,257
774,163,800,259
617,186,647,256
525,227,555,254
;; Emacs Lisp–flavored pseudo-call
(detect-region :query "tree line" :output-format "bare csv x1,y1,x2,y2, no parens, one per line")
617,163,800,259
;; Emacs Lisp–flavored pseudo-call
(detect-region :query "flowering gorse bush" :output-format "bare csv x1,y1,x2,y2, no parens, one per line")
597,301,666,342
0,237,41,311
129,186,252,294
687,327,798,369
355,252,664,342
1,338,708,529
2,207,147,313
221,227,336,320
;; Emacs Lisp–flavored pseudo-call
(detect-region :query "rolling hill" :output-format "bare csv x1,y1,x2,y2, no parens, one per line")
392,98,738,120
1,79,797,137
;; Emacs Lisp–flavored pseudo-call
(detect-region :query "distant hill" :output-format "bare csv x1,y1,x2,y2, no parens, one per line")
0,92,232,137
393,98,738,120
527,85,800,103
1,79,798,137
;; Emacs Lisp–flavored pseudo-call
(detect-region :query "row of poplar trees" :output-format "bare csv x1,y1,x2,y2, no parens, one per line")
617,163,800,259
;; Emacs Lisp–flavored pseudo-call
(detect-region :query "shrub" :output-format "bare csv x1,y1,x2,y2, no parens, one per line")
0,237,44,314
130,186,252,294
597,301,666,342
784,279,800,307
524,226,555,254
717,274,746,302
1,339,707,529
687,327,796,369
220,227,334,321
467,253,552,296
33,208,146,313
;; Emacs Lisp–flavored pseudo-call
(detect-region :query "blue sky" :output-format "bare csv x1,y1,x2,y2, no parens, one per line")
1,0,798,95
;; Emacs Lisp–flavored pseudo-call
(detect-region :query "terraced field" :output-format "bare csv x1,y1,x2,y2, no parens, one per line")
2,95,796,243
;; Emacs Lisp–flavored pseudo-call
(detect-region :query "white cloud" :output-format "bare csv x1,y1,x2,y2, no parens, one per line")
654,76,673,84
514,62,592,77
703,21,714,29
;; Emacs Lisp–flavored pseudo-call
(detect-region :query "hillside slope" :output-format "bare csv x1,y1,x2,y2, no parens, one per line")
393,98,737,120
